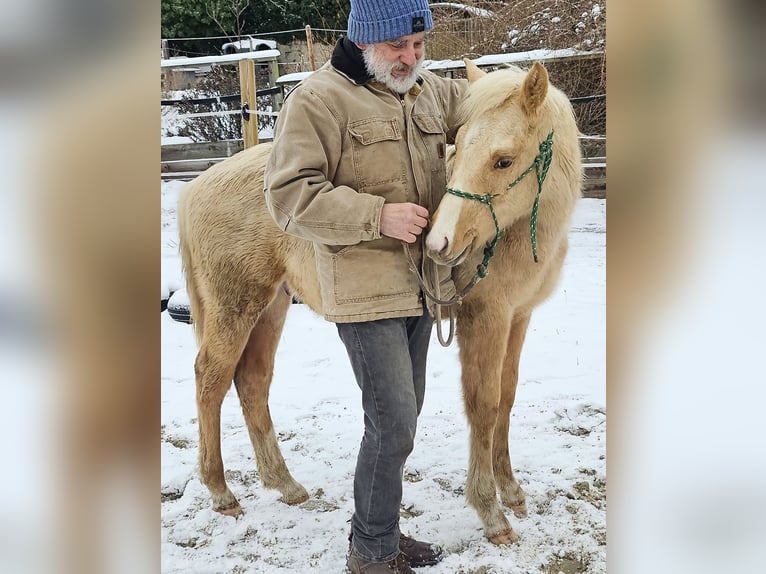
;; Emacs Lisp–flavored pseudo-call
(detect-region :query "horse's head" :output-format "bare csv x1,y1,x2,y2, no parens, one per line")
426,60,576,267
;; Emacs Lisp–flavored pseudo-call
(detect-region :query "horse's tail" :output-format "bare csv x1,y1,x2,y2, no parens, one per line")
178,189,205,346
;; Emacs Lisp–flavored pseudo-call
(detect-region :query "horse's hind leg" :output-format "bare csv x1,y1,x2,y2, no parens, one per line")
195,310,255,516
493,311,531,519
234,287,309,505
459,304,518,544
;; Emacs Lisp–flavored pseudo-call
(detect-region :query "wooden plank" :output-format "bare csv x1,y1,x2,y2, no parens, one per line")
162,158,223,173
583,160,606,198
161,140,244,161
161,171,202,180
582,187,605,199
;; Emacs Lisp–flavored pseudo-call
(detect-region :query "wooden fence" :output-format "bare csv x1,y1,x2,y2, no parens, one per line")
161,50,605,197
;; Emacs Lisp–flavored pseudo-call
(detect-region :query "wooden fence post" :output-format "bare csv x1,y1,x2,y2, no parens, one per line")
305,25,316,71
269,56,283,111
239,59,258,148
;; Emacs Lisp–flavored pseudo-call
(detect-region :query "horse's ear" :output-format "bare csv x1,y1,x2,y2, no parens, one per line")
463,58,486,83
521,62,549,117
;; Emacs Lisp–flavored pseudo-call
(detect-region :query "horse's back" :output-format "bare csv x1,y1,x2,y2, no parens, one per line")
178,142,323,317
178,143,288,301
179,143,276,244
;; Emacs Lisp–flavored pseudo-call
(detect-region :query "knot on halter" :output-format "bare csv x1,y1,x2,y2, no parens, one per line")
445,130,555,276
477,236,497,278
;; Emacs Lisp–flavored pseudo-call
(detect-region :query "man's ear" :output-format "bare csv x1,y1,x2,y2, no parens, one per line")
354,42,367,50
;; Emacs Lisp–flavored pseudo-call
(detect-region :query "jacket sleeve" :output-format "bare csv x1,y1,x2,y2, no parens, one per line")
436,76,468,144
264,86,385,246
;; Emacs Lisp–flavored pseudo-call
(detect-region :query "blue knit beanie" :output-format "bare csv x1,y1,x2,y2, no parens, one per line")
347,0,433,44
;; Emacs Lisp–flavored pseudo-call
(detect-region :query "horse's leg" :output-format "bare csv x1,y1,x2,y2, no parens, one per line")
195,309,255,516
233,288,309,505
493,311,531,519
459,304,518,544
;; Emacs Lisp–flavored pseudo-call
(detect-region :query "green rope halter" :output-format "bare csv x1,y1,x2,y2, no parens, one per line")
445,130,554,277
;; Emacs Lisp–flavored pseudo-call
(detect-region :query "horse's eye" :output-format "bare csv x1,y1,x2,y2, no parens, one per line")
494,158,513,169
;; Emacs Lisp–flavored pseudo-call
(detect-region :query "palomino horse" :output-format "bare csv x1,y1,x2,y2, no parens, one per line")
424,60,582,543
177,59,581,545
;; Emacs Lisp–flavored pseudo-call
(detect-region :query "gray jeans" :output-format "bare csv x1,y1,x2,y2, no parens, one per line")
336,307,433,562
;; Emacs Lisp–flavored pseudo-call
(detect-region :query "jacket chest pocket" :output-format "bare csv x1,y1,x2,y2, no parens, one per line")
347,118,405,191
411,113,448,208
411,113,447,174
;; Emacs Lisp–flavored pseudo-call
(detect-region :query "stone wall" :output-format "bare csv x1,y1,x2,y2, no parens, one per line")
277,39,335,76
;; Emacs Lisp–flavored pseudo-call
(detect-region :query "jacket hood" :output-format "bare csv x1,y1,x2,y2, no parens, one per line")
330,37,372,85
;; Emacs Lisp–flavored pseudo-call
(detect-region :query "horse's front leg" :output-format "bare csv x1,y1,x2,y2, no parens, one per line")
458,305,518,544
493,311,532,518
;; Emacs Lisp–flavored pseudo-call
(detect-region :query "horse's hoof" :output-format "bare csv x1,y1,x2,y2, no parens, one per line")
488,528,519,545
214,501,243,517
280,489,309,506
508,501,527,518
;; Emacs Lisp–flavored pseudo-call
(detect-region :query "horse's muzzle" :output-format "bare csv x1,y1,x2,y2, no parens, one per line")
426,243,469,267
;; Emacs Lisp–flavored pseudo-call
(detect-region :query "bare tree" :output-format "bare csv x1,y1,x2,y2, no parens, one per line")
205,0,251,40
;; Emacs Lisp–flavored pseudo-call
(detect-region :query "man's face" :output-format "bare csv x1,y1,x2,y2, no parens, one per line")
358,32,426,93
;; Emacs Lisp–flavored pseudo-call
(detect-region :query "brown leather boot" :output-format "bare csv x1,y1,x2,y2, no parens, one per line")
346,551,414,574
398,534,443,567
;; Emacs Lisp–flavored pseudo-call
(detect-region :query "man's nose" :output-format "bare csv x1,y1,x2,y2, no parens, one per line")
399,46,416,66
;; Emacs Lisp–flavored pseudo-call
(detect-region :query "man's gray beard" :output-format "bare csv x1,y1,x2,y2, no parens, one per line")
362,45,424,94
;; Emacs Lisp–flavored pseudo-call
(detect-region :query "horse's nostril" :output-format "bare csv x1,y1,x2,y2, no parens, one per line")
426,234,448,255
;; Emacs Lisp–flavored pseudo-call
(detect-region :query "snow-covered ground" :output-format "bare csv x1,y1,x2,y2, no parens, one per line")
161,181,606,573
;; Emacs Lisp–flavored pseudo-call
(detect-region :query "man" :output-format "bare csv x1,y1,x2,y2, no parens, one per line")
264,1,466,572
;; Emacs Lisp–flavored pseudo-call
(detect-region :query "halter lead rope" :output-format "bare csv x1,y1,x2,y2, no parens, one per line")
404,131,555,347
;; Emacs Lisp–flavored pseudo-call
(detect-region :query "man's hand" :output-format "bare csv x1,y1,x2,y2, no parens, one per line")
380,203,429,243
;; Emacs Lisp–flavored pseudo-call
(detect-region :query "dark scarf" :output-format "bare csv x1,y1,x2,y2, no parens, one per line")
330,37,372,85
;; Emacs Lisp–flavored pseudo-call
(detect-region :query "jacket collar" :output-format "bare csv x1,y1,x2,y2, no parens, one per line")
330,37,372,85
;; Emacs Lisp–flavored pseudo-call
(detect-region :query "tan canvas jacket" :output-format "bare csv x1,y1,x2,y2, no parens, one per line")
264,54,466,323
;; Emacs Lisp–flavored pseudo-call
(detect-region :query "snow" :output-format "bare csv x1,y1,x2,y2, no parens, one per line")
168,289,190,308
427,49,602,70
429,2,496,19
277,49,603,83
161,181,606,573
160,50,281,69
163,135,194,145
161,180,186,296
161,105,190,144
